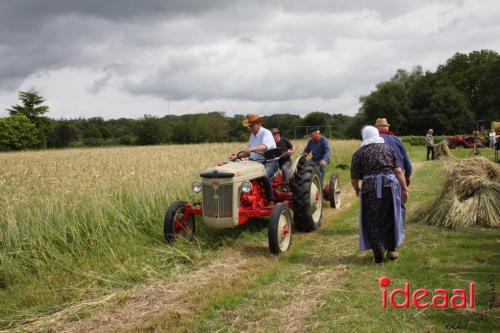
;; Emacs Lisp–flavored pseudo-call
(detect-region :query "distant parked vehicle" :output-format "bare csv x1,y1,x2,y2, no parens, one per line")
447,135,476,149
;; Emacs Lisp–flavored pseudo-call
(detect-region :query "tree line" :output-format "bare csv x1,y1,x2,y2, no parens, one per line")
351,49,500,135
1,49,498,151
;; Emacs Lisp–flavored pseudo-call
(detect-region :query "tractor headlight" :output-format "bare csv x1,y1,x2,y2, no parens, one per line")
241,181,252,193
192,181,202,193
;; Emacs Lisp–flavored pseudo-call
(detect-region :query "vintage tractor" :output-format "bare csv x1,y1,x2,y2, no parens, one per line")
447,120,500,150
447,135,476,149
163,150,341,255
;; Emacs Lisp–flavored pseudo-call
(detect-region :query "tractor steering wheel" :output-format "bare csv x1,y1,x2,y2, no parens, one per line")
236,150,265,161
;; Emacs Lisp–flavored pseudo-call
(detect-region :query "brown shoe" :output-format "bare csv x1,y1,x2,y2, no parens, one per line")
387,251,399,260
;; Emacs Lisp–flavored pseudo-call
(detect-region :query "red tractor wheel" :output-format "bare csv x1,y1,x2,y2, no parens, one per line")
164,201,195,243
268,203,292,255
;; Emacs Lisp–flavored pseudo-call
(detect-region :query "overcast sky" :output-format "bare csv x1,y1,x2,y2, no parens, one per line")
0,0,499,119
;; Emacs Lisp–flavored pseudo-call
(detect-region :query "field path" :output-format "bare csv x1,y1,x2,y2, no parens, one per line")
62,252,271,333
11,187,357,333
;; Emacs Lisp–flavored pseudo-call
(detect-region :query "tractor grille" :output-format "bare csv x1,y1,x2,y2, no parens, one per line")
202,183,233,218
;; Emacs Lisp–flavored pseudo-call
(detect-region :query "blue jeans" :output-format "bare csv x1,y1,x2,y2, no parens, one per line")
262,160,278,202
312,160,326,185
319,166,326,185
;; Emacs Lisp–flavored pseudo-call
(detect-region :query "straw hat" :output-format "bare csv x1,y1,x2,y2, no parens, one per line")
242,114,264,127
374,118,390,127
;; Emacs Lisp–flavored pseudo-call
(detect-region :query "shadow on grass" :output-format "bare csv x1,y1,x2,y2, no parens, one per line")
196,218,269,251
238,244,270,256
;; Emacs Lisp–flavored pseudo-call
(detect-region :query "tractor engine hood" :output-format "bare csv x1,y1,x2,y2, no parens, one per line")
200,160,266,182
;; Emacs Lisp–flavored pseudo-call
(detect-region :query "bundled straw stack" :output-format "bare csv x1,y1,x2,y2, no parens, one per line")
423,157,500,228
435,140,450,159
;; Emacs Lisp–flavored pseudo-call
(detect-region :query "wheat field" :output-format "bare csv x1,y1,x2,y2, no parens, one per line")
0,139,359,326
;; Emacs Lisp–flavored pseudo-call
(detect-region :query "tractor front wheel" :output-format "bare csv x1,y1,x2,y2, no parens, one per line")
164,201,195,243
268,203,293,255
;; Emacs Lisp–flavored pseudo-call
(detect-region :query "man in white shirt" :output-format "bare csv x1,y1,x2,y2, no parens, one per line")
230,114,278,204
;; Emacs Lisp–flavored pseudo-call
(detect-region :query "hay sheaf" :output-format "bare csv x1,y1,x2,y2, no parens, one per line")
435,140,451,159
423,157,500,229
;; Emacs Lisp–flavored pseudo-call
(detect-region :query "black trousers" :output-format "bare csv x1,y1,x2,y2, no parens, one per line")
426,146,435,160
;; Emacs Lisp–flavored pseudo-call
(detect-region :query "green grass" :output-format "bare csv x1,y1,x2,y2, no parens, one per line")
1,144,498,332
304,160,499,332
157,146,499,333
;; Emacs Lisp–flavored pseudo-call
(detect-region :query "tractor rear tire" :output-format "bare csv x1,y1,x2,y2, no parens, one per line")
290,159,323,232
164,201,195,243
268,203,293,255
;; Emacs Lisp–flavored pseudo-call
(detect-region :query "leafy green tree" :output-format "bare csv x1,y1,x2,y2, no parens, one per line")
358,81,410,134
266,114,301,139
345,113,366,139
137,114,167,145
428,86,474,134
196,112,230,142
228,114,248,141
302,112,331,127
7,90,52,148
331,114,353,138
0,114,39,150
438,49,500,124
119,135,135,145
55,123,78,147
301,112,333,137
84,123,103,139
100,126,113,139
7,90,49,122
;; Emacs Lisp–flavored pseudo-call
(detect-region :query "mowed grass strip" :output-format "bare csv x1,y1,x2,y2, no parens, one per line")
156,148,498,333
305,159,498,332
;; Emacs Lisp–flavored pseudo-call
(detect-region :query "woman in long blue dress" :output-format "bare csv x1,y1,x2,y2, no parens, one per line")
350,126,409,263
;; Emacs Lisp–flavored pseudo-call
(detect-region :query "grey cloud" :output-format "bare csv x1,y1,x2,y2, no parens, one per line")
0,0,498,117
0,0,457,92
0,0,235,91
88,72,113,94
122,47,385,102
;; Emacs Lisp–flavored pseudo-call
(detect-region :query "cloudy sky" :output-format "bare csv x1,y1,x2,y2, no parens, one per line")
0,0,499,119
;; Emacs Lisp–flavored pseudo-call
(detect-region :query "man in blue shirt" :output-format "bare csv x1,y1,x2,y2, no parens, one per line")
302,128,331,184
374,118,412,186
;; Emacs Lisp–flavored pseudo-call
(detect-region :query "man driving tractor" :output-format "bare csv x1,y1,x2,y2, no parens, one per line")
230,114,277,204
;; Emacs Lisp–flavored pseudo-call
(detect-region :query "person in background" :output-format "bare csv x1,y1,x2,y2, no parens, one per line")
374,118,412,187
230,114,277,204
351,126,408,264
302,127,331,184
489,129,496,148
271,128,295,181
425,129,435,161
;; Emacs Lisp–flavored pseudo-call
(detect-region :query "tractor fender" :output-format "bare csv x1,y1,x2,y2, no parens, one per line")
288,155,306,180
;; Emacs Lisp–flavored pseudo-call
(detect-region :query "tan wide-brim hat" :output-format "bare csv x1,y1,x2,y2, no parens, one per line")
374,118,390,127
242,114,264,127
